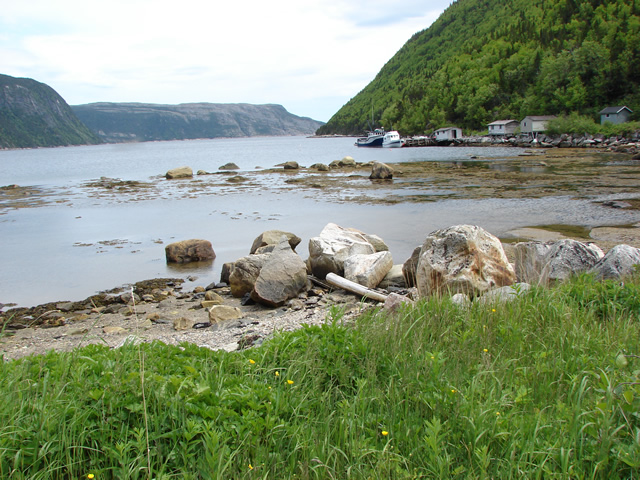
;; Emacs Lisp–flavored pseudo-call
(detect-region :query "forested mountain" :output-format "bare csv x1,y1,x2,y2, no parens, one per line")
73,103,324,143
0,74,101,148
317,0,640,136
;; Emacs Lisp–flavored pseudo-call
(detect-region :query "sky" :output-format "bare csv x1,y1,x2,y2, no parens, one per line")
1,0,450,122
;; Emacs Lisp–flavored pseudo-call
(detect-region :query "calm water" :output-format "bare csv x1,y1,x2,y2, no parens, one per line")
1,136,639,307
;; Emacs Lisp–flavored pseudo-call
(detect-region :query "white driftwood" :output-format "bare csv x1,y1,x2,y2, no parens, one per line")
325,273,388,302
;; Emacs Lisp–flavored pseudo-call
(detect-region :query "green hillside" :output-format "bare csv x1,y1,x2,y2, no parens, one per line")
0,74,101,149
317,0,640,136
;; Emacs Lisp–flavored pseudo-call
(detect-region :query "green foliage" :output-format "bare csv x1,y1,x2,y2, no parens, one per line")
1,274,640,478
318,0,640,136
546,113,640,136
0,74,101,149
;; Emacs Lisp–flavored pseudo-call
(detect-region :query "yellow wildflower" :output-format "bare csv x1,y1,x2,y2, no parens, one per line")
249,359,255,364
275,371,280,376
483,348,488,353
287,379,294,385
87,475,95,479
451,389,456,393
491,308,496,313
381,430,389,436
249,464,253,470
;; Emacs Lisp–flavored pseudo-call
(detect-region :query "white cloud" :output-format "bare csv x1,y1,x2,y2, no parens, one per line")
1,0,448,121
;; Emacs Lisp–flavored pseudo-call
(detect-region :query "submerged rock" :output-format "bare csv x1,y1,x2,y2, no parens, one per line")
165,239,215,264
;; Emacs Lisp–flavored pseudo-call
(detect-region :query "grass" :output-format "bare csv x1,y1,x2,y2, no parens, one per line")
0,274,639,479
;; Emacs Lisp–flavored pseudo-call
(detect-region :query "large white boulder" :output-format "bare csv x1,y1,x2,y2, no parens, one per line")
343,251,393,289
416,225,516,297
308,223,376,278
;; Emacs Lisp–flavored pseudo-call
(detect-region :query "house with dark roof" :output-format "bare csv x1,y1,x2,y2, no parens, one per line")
487,119,519,136
599,106,633,125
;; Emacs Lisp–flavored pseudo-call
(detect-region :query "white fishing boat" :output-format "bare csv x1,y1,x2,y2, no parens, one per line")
355,128,385,147
382,130,403,148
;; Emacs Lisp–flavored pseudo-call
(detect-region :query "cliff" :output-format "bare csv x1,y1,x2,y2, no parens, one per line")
72,102,325,143
0,74,102,149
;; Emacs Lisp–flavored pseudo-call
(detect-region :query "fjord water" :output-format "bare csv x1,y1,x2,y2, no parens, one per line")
1,136,638,308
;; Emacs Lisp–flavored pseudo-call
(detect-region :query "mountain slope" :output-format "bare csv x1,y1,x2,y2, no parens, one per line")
73,103,324,143
318,0,640,135
0,74,102,148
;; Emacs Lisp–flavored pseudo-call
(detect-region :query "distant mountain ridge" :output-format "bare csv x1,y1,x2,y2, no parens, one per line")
72,102,324,143
0,74,101,148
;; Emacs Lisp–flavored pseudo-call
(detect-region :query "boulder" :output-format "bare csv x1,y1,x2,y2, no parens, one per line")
590,244,640,279
539,239,604,284
310,163,329,171
402,246,422,287
513,242,554,284
378,264,406,289
250,230,302,254
416,225,516,297
476,283,531,304
344,251,393,289
219,162,239,170
251,238,309,307
229,254,270,298
308,223,375,278
209,305,243,324
165,239,215,264
220,262,235,284
369,161,394,179
339,156,357,167
165,166,193,179
283,161,300,170
349,230,389,252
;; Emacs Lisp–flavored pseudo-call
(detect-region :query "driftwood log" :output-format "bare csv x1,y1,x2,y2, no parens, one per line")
325,273,388,302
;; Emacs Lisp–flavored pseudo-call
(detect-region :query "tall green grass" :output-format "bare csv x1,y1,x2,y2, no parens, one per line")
0,274,639,479
545,113,640,137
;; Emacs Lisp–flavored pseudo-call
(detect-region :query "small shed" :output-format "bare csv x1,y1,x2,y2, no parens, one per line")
599,106,633,125
520,115,557,135
434,127,462,141
487,119,519,136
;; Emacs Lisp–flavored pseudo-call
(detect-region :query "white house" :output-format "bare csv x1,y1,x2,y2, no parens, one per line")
599,106,633,125
520,115,557,136
434,127,462,142
487,119,519,136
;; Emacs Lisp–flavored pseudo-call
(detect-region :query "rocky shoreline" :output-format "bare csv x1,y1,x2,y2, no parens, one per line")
3,219,640,362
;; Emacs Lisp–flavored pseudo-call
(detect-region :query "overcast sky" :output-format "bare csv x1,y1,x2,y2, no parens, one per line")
1,0,449,122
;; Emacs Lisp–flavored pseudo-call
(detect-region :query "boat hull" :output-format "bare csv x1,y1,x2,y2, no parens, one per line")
356,136,384,147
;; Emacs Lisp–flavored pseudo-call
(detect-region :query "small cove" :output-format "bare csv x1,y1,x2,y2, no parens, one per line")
2,136,640,308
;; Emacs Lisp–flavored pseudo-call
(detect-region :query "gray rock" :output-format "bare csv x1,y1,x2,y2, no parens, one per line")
165,166,193,179
250,230,301,254
165,239,215,263
590,244,640,279
378,264,406,289
251,238,309,307
416,225,516,297
344,251,393,289
310,163,329,171
228,254,270,298
219,162,239,170
513,242,554,284
369,161,393,179
220,262,234,284
339,156,357,167
539,239,604,284
402,246,422,288
476,283,531,303
384,292,414,311
283,161,300,170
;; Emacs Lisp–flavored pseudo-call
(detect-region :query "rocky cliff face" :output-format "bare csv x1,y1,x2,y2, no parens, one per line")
72,102,325,143
0,74,101,149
